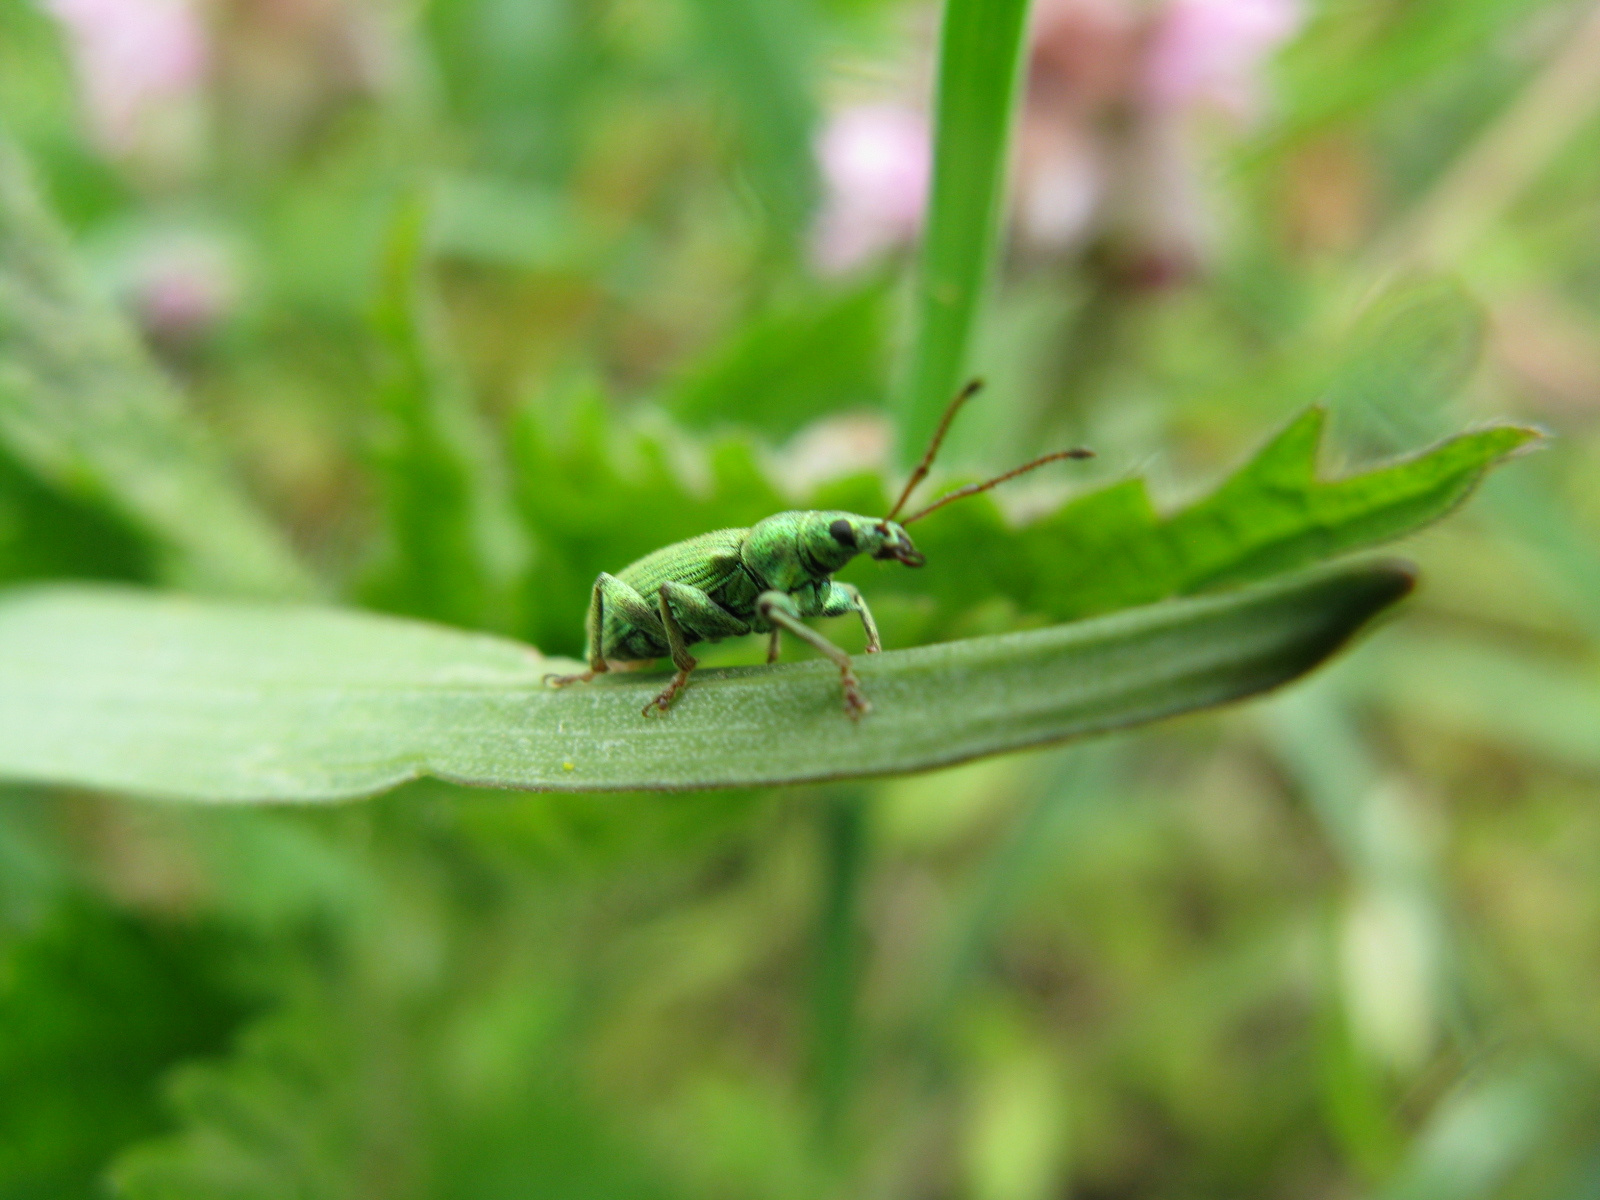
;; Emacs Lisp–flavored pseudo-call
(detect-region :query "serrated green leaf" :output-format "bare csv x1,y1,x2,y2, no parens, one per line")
0,565,1410,803
358,198,527,633
0,135,314,598
836,410,1539,632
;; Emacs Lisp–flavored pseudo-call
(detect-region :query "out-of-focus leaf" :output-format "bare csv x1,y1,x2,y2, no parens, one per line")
1360,630,1600,774
682,0,818,242
0,897,248,1197
0,135,313,597
110,959,684,1200
667,277,890,438
0,443,150,584
896,0,1031,461
360,198,527,632
1380,1064,1560,1200
1322,279,1488,450
0,564,1410,802
429,173,600,273
1276,0,1544,145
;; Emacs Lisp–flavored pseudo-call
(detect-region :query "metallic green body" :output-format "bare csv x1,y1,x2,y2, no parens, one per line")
586,510,918,664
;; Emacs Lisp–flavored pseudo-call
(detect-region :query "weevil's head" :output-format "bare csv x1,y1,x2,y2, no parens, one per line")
804,512,924,570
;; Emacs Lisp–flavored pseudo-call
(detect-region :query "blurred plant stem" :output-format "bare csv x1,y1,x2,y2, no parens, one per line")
923,744,1121,1033
1356,1,1600,300
897,0,1033,464
811,786,869,1155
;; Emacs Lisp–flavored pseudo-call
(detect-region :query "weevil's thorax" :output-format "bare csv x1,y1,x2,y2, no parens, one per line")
740,511,923,592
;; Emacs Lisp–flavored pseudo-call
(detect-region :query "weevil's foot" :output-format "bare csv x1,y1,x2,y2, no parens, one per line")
864,641,882,654
840,670,871,720
545,670,597,688
642,666,694,717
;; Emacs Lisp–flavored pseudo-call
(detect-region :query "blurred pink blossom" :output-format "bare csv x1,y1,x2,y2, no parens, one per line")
44,0,207,155
810,103,931,276
1140,0,1302,119
120,232,238,345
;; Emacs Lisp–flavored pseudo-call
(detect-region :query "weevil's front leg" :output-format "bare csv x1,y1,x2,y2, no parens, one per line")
766,628,781,664
758,590,870,719
820,581,881,653
546,574,661,687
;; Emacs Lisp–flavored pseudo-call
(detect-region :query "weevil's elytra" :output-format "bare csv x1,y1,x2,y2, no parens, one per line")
544,381,1093,719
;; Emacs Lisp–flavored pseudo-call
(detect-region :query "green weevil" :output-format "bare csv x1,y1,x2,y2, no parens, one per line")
546,382,1092,718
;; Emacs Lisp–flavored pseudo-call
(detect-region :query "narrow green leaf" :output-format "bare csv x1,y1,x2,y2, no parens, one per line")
896,0,1032,462
0,135,314,598
0,564,1411,803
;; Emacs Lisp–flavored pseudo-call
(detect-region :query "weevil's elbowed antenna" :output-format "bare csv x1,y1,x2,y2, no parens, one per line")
883,378,985,523
882,378,1094,528
900,446,1094,525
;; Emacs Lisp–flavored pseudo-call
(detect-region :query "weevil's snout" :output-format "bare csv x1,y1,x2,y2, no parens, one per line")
873,522,924,567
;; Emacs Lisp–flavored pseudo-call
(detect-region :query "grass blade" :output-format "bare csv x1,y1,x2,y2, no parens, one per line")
896,0,1033,461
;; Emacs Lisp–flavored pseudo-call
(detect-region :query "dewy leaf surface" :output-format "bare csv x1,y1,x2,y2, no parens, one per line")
0,136,313,598
0,565,1409,803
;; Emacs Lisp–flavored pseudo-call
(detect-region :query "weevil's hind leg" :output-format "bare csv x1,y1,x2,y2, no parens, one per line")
758,590,870,719
822,582,881,653
546,575,609,687
547,574,663,689
766,628,781,664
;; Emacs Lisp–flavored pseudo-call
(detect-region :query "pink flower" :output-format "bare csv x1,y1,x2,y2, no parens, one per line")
118,231,238,344
810,103,931,276
43,0,207,155
1140,0,1302,120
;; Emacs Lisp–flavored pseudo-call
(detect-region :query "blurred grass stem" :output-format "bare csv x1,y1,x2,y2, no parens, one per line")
811,788,868,1152
1354,2,1600,304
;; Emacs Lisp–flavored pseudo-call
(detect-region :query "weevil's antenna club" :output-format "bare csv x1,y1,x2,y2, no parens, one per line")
900,447,1095,526
883,378,985,524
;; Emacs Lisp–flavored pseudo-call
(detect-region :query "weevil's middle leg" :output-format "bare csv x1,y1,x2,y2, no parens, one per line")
759,590,870,719
766,628,781,664
644,584,700,716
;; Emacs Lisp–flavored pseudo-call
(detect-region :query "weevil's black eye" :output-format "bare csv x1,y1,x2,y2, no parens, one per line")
829,518,857,548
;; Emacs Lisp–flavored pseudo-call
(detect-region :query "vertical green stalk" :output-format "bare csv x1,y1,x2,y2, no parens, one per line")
896,0,1034,463
811,787,868,1151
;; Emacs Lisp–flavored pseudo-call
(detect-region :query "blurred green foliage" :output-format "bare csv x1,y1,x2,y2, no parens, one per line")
1,0,1599,1196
